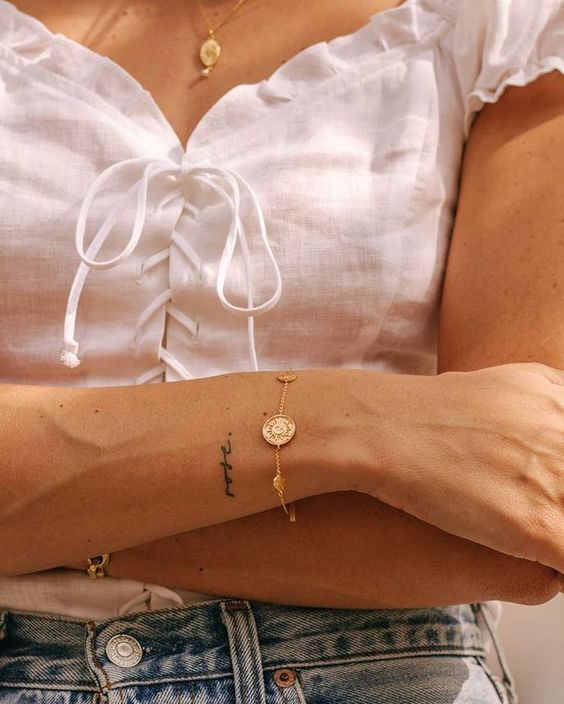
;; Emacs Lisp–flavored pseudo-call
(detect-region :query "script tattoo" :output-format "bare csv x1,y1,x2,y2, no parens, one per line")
220,433,235,497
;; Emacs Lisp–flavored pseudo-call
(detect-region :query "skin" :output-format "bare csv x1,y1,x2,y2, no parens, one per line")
12,0,556,607
13,0,406,146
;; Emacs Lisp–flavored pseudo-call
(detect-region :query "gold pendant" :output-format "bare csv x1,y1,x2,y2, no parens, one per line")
199,35,221,76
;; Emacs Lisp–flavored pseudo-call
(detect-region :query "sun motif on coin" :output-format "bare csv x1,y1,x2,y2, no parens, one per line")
262,414,296,446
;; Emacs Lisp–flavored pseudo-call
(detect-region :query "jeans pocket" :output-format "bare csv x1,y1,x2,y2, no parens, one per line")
280,654,511,704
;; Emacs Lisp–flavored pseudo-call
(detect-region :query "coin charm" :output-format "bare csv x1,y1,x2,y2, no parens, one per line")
262,414,296,446
199,36,221,76
277,371,297,383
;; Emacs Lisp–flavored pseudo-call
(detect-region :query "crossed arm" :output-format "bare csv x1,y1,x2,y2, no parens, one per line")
65,70,564,608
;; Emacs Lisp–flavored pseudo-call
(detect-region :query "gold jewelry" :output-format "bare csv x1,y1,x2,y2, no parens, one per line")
262,370,297,522
86,553,111,579
195,0,251,76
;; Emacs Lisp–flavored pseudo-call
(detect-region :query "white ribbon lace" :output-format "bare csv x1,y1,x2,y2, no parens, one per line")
60,153,282,379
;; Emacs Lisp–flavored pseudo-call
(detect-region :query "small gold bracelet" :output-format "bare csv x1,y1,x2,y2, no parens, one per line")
262,370,297,522
86,553,111,579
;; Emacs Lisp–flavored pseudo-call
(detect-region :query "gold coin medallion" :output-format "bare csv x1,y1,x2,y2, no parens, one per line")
262,414,296,446
200,37,221,68
277,371,297,383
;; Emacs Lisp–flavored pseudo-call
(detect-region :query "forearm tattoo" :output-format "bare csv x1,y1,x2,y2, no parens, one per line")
220,433,235,497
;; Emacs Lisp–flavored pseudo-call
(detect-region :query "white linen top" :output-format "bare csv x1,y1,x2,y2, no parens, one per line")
0,0,563,629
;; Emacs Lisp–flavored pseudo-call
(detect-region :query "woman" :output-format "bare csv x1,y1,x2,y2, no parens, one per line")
1,0,564,701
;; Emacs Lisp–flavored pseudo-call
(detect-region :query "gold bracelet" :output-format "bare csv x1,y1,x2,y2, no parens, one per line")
262,370,297,522
86,553,111,579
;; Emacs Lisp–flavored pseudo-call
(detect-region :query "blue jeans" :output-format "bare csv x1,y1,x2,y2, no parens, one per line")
0,600,517,703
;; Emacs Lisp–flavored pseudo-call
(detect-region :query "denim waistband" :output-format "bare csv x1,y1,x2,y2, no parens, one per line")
0,599,486,691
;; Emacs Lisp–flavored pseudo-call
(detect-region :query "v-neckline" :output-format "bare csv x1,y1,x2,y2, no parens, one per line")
2,0,411,153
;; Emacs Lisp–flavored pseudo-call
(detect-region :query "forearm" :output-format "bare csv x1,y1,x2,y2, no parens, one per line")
65,491,554,608
1,367,375,576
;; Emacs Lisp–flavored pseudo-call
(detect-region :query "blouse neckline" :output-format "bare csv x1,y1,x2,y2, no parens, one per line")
0,0,442,153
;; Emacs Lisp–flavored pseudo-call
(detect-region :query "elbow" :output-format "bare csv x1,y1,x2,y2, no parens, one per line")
499,561,564,606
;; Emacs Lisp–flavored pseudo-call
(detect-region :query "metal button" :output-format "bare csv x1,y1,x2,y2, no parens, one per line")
105,634,143,667
273,668,296,688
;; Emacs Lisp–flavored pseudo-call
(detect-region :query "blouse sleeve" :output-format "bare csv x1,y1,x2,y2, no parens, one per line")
445,0,564,140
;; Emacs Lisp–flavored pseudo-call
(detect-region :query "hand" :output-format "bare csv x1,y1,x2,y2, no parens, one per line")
357,362,564,574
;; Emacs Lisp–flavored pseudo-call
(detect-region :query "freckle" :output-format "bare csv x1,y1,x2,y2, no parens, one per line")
225,406,230,410
40,414,43,418
199,567,204,572
94,409,99,413
345,412,350,416
59,404,64,408
263,411,268,416
87,538,92,542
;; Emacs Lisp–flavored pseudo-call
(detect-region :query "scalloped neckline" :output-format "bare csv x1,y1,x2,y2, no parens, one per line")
2,0,410,152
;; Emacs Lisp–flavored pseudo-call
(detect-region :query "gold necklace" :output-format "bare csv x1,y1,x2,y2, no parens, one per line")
195,0,251,76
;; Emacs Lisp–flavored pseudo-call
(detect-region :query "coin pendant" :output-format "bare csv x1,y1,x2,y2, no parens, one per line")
262,414,296,446
200,37,221,68
277,371,297,383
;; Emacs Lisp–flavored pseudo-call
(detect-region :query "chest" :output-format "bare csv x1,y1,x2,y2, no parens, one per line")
12,0,404,145
0,0,463,385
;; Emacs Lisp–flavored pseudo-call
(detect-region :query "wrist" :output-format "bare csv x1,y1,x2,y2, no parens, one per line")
339,368,429,501
282,367,393,498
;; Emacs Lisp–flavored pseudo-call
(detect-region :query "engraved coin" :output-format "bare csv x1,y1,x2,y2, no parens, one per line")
200,38,221,67
262,414,296,446
105,634,143,668
277,371,297,383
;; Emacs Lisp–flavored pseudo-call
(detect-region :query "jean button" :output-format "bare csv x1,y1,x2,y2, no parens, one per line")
273,668,296,688
105,634,143,667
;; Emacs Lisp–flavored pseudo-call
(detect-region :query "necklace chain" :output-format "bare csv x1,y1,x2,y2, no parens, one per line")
196,0,250,37
195,0,252,75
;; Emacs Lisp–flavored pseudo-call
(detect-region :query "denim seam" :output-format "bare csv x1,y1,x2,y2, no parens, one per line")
0,646,487,691
0,648,487,693
473,656,508,704
0,682,99,692
261,646,487,673
85,621,113,693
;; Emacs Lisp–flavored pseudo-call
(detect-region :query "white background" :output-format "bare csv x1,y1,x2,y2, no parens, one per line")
497,595,564,704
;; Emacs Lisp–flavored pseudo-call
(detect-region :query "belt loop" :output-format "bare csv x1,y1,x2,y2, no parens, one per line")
219,600,267,704
472,602,519,704
0,610,8,642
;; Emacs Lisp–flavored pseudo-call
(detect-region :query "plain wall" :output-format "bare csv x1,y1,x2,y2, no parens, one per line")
496,595,564,704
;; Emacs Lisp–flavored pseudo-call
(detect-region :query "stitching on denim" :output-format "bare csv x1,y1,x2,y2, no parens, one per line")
0,683,99,692
95,646,487,690
473,656,508,704
262,646,487,673
85,621,113,692
292,673,308,704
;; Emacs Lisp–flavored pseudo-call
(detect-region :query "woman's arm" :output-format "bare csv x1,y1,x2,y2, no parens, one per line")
0,367,376,576
438,70,564,376
64,490,559,608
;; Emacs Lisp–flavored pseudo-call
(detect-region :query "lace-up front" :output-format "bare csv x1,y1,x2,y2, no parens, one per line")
60,152,283,383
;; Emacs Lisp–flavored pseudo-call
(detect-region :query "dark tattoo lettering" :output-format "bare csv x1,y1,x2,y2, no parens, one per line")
220,433,235,497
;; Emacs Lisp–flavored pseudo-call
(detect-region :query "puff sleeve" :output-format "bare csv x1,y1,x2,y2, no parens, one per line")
445,0,564,139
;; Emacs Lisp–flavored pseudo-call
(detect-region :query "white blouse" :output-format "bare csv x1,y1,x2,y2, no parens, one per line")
0,0,563,627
